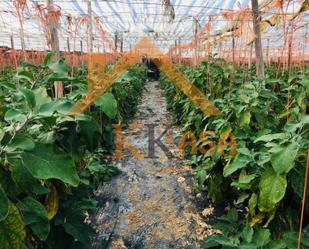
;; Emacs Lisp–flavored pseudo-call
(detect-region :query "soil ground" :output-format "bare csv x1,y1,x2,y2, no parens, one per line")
90,81,215,249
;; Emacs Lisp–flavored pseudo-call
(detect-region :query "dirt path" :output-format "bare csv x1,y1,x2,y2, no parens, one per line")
90,81,214,249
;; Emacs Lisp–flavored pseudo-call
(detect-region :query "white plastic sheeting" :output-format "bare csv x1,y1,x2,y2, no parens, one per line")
0,0,307,52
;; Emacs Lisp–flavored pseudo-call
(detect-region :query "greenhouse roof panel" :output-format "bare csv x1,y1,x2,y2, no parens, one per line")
0,0,307,51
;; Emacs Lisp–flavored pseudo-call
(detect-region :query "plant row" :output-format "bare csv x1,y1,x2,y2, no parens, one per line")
160,60,309,248
0,54,146,249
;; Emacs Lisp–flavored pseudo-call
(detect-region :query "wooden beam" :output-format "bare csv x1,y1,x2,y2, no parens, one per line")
251,0,265,77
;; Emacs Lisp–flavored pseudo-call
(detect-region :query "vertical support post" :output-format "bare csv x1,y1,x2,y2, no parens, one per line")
47,0,62,97
31,47,35,63
266,38,270,65
232,31,235,63
10,34,15,49
47,0,60,55
16,11,26,61
287,31,293,77
114,32,118,52
20,31,26,60
120,35,123,53
67,37,71,64
251,0,264,77
10,34,18,69
178,37,181,64
174,39,177,63
193,18,198,65
302,28,307,73
249,42,253,68
80,40,84,67
87,0,93,53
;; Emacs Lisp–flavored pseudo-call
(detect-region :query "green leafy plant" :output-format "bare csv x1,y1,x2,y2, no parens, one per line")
0,53,146,249
160,60,309,247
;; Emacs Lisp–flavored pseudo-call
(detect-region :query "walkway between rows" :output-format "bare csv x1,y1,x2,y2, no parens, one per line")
90,80,214,249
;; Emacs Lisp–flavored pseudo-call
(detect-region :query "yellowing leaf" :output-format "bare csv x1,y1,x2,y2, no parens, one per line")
258,168,287,211
0,203,26,249
45,186,59,220
239,111,251,127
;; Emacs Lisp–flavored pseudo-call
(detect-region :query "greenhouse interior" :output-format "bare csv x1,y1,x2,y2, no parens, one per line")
0,0,308,249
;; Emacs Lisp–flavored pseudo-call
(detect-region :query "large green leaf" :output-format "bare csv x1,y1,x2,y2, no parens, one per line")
4,109,26,123
95,93,118,119
38,100,73,117
285,231,309,249
33,87,51,108
270,141,299,174
0,203,26,249
258,168,287,211
43,52,56,66
20,88,36,109
47,58,68,77
15,71,34,84
223,154,251,177
241,225,254,243
254,133,288,143
204,235,237,248
22,143,79,187
300,77,309,91
0,184,9,221
6,135,35,152
10,159,37,194
17,197,50,241
63,223,94,244
252,229,271,247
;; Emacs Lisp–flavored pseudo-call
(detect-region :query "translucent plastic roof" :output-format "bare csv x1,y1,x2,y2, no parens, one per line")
0,0,307,52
